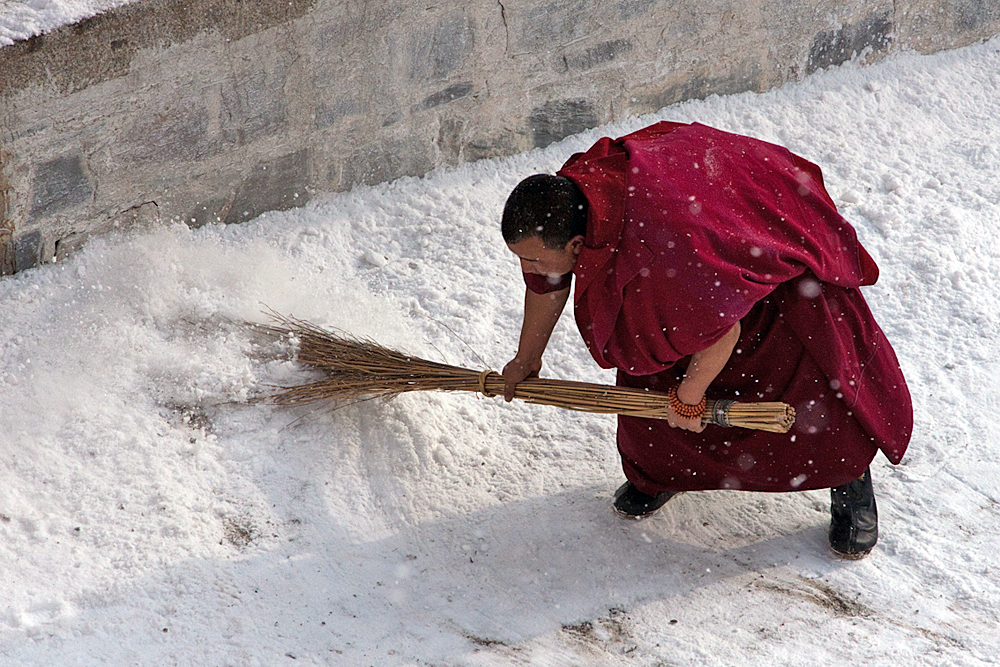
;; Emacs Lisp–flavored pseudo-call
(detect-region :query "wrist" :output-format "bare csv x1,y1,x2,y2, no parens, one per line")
676,384,705,406
668,386,706,420
514,351,543,368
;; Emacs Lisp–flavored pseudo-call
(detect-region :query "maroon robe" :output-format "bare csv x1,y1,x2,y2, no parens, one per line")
524,122,912,493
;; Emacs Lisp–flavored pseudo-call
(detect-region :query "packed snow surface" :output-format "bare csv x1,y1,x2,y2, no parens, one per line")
0,0,134,46
2,39,1000,666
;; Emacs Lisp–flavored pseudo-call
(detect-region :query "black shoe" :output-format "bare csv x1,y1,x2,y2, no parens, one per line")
829,467,878,559
613,481,676,519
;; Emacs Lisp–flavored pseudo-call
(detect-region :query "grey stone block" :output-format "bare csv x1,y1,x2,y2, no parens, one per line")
529,99,599,148
185,197,231,228
315,98,366,130
0,162,10,274
520,1,591,51
382,110,405,127
0,239,11,276
314,2,404,53
0,165,10,230
437,118,464,162
420,83,474,110
123,100,215,163
629,58,763,114
807,11,893,74
410,10,475,80
341,138,435,188
111,201,161,229
954,0,1000,31
53,232,88,260
617,0,658,20
221,63,290,146
29,156,92,218
0,214,12,276
224,150,310,224
13,230,43,272
565,38,634,71
465,129,530,162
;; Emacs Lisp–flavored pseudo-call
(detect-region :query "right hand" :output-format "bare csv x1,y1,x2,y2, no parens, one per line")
501,356,542,402
666,409,707,433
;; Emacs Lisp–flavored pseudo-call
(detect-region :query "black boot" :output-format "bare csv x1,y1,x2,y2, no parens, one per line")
613,481,676,520
829,467,878,559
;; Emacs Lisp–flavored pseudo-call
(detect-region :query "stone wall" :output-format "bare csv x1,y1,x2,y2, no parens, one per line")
2,0,999,274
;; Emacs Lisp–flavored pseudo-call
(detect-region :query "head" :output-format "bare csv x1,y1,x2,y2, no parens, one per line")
501,174,588,277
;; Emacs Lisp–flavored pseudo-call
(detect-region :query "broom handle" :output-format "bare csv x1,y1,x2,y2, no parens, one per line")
478,372,793,431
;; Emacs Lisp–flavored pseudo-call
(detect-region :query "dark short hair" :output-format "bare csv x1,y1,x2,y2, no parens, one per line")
501,174,588,249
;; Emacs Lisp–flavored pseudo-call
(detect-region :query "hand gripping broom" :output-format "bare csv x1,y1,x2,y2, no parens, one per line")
261,315,795,433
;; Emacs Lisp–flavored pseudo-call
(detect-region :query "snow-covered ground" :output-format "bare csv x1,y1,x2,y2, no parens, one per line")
2,38,1000,666
0,0,135,46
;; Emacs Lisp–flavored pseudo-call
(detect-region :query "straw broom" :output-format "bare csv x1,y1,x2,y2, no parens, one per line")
261,315,795,433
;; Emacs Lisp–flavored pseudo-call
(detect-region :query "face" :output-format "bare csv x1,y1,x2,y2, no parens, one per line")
507,235,584,277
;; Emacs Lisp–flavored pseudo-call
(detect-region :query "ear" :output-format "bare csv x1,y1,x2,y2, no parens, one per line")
566,235,585,255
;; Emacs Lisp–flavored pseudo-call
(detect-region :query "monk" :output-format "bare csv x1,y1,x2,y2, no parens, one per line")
500,121,912,558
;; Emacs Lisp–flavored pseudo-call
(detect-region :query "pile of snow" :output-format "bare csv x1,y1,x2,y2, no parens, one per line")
0,0,136,46
1,39,999,665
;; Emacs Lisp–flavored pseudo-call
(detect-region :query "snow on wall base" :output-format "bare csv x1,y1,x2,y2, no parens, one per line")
1,0,998,275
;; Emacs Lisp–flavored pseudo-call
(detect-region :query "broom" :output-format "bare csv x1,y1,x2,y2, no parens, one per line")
260,315,795,433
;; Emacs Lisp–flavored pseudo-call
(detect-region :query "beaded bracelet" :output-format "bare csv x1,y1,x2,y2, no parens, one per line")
667,385,707,420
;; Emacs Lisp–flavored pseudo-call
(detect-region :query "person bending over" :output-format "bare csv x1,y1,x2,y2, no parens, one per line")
500,121,912,559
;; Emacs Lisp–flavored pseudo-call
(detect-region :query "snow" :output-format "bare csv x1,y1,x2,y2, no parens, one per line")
0,0,135,46
2,38,1000,666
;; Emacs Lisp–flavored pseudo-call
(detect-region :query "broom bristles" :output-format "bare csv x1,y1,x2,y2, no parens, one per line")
260,315,796,433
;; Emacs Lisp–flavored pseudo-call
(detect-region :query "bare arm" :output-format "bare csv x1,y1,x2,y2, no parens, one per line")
672,322,742,432
501,286,571,401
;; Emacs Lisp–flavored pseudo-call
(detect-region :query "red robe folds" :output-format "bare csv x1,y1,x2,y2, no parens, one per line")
524,122,912,493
